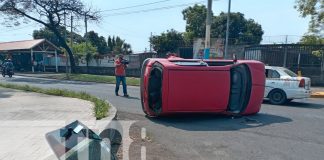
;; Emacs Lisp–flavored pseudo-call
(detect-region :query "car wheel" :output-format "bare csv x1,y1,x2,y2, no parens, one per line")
285,99,293,103
140,59,151,116
269,89,287,105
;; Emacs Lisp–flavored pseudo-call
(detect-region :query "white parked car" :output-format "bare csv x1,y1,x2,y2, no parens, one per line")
264,66,311,105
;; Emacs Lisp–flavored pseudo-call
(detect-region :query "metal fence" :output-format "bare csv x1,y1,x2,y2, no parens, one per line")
245,44,324,85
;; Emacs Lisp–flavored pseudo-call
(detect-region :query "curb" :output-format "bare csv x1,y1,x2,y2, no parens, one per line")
102,100,118,121
311,92,324,98
15,73,60,79
93,100,118,134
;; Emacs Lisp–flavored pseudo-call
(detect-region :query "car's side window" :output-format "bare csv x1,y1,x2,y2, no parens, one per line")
266,69,280,78
265,69,270,78
271,70,280,78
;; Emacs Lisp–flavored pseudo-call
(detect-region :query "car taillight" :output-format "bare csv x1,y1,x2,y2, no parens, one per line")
299,79,305,88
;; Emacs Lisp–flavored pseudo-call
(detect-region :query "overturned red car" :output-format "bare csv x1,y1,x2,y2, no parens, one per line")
140,56,265,117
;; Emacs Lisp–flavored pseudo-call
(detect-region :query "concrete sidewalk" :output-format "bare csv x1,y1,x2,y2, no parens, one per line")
0,88,96,160
311,87,324,98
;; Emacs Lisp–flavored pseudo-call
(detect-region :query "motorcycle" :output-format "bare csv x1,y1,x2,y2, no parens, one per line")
2,62,14,78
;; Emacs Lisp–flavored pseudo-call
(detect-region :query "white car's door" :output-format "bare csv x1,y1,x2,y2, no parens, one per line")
265,68,282,97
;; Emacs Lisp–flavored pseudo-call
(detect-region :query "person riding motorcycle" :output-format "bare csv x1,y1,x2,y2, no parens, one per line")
2,60,14,77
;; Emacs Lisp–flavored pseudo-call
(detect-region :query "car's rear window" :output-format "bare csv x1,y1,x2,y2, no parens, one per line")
283,69,298,77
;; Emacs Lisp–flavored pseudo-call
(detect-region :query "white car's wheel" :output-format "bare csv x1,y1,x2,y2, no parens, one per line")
269,89,287,105
285,99,293,103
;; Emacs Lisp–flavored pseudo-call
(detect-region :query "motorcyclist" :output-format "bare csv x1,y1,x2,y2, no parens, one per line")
2,59,14,77
1,59,7,73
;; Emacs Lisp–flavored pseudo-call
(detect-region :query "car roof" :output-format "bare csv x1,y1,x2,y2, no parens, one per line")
265,66,287,70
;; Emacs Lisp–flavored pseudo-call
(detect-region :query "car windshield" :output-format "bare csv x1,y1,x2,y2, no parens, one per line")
283,69,298,77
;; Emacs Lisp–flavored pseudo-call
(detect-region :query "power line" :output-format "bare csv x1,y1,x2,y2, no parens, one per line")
101,0,172,12
0,24,38,36
95,24,142,39
1,24,35,32
102,0,208,17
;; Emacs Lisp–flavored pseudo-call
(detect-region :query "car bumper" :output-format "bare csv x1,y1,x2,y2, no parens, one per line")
286,89,311,99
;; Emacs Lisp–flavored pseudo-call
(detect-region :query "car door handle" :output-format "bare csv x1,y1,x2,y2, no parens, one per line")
271,82,275,84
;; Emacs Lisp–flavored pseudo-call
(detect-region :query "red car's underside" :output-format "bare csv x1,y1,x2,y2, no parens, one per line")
140,57,265,117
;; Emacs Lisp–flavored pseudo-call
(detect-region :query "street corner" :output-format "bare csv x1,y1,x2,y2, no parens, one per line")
90,100,118,134
311,92,324,98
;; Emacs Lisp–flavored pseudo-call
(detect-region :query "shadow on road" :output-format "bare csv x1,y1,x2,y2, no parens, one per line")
148,113,292,131
122,96,140,100
0,88,14,98
263,100,324,109
4,77,94,86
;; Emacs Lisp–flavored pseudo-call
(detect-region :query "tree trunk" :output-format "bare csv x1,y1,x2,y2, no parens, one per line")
60,41,76,73
86,61,89,74
51,28,76,73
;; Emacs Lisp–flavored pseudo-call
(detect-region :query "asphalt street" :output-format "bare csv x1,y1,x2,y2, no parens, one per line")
1,75,324,160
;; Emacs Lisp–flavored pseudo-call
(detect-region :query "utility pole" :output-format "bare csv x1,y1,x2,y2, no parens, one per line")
64,11,69,78
204,0,212,59
283,35,288,67
70,15,73,51
69,15,73,74
224,0,231,59
85,13,89,70
85,15,88,36
150,32,153,52
85,14,88,54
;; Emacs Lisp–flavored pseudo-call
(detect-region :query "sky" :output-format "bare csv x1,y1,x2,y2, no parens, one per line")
0,0,311,53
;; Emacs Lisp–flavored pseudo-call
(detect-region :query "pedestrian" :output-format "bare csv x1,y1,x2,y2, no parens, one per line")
114,54,129,97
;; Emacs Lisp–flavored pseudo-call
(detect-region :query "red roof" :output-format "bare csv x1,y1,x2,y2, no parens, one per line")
0,39,58,51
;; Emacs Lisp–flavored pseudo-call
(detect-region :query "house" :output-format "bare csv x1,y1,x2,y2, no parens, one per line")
0,39,59,72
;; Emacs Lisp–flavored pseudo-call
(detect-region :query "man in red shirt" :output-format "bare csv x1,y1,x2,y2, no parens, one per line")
115,55,129,97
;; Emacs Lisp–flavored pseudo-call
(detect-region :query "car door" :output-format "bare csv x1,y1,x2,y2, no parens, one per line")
265,68,281,97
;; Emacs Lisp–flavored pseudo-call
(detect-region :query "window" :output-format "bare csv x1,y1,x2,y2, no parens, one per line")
265,69,280,78
283,69,298,77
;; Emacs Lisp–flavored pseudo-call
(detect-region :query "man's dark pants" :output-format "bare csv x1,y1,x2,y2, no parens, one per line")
115,76,127,95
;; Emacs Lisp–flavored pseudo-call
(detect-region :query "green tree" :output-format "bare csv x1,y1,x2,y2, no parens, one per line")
150,29,185,53
299,35,324,58
33,27,85,47
107,36,113,51
33,27,60,47
182,4,208,39
0,0,99,72
182,5,264,44
122,43,132,55
112,36,116,48
299,35,324,44
295,0,324,34
107,35,132,55
212,12,264,44
70,42,97,68
84,31,109,54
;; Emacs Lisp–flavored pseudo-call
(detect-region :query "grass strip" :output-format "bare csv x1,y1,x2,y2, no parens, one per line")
20,73,140,86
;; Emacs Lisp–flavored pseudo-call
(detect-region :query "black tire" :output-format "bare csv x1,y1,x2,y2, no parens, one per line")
269,89,287,105
2,74,5,77
140,59,151,116
285,99,293,103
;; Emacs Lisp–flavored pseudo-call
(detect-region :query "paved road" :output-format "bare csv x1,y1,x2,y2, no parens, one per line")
1,76,324,160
